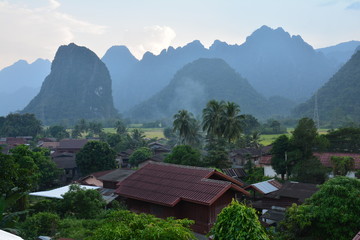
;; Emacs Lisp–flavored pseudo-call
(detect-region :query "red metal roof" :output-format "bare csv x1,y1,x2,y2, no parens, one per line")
260,152,360,169
115,162,249,207
314,152,360,169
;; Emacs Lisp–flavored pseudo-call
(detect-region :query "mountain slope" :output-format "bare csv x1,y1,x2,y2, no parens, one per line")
317,40,360,65
104,26,338,113
0,59,50,116
126,58,271,121
22,43,117,125
293,49,360,126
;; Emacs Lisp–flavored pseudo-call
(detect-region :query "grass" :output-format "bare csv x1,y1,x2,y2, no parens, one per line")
103,127,165,139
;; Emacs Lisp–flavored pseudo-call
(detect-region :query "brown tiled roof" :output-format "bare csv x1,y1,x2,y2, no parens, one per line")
115,162,249,207
222,168,248,178
259,155,272,165
58,139,89,149
314,152,360,170
98,169,135,182
41,142,60,149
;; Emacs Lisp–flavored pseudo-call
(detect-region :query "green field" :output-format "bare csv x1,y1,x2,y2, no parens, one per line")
103,127,165,139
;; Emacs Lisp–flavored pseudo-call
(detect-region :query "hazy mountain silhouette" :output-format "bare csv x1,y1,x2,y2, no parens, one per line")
126,58,292,121
22,43,117,125
104,25,338,113
0,59,50,116
293,49,360,126
317,40,360,66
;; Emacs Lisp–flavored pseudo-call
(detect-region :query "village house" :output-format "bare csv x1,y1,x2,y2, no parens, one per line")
260,152,360,178
115,161,250,234
230,145,272,167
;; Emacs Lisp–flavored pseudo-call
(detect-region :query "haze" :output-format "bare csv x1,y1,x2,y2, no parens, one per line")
1,0,360,69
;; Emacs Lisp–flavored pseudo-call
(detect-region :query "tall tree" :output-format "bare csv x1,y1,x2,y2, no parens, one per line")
164,145,203,167
331,156,354,176
222,101,243,143
291,118,318,159
202,100,225,138
271,135,291,180
173,110,201,146
0,113,42,138
114,120,127,135
76,141,116,176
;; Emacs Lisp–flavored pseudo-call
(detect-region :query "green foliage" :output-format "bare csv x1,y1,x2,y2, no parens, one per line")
291,156,328,184
0,113,42,138
325,127,360,152
114,119,127,135
88,210,195,240
46,125,69,140
173,110,202,146
330,156,354,176
76,141,116,176
291,118,318,159
129,147,153,166
209,200,269,240
0,192,26,232
20,212,60,239
204,137,231,168
164,145,203,167
202,100,243,143
279,177,360,240
271,135,291,180
58,185,106,219
240,114,260,134
244,167,271,184
56,217,103,239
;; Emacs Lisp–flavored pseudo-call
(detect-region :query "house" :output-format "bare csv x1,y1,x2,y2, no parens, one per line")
118,149,134,168
51,151,77,183
56,139,89,153
0,137,29,153
222,168,248,184
115,161,249,234
148,142,171,155
98,168,136,189
230,145,272,167
247,180,318,226
76,169,117,187
260,152,360,178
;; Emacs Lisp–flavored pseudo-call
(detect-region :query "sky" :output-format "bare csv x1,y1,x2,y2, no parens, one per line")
1,0,360,69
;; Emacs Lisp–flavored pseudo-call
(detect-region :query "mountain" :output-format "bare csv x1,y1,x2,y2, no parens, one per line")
214,26,338,102
126,58,273,121
104,26,338,113
22,43,117,125
293,49,360,126
317,40,360,65
0,59,51,116
102,40,209,112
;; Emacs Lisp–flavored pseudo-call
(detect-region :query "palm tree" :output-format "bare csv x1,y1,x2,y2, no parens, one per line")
114,120,127,135
222,101,243,143
173,110,200,145
202,100,225,138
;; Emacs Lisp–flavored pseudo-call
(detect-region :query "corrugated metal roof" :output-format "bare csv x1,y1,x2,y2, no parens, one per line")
353,231,360,240
251,179,281,194
115,162,249,206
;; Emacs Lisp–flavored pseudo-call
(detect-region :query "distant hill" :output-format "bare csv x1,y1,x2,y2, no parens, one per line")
104,25,338,113
126,58,294,121
317,40,360,66
0,59,50,116
101,40,209,112
22,43,117,125
293,49,360,126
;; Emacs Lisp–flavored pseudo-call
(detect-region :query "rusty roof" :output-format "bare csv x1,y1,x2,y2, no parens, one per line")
58,139,89,149
115,162,249,207
314,152,360,169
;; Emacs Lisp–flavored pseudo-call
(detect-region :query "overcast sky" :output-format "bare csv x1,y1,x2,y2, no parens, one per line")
1,0,360,69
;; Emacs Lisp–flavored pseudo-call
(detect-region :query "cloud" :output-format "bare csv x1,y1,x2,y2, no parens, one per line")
122,25,177,59
0,0,107,68
346,1,360,9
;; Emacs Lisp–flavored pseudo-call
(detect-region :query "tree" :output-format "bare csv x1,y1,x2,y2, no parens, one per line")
291,118,318,159
114,120,127,135
173,110,201,146
240,114,260,134
279,177,360,240
331,156,354,176
20,212,60,239
88,210,195,240
46,125,69,140
271,135,291,180
204,138,231,168
164,145,203,167
202,100,225,138
129,128,147,148
325,127,360,152
0,113,42,138
209,200,269,240
129,147,153,166
88,121,103,136
222,101,243,143
58,184,106,219
76,141,116,176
